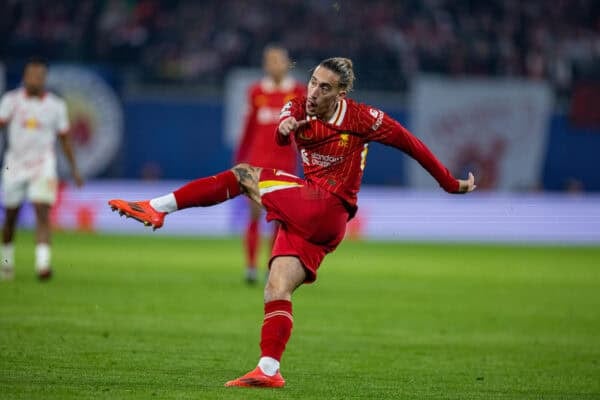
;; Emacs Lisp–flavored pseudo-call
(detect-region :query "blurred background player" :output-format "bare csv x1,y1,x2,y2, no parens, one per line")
0,57,83,281
234,45,305,283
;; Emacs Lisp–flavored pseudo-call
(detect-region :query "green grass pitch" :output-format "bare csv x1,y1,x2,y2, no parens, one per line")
1,230,599,399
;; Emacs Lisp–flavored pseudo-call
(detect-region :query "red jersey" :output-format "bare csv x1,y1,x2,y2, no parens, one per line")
236,77,305,173
277,96,460,215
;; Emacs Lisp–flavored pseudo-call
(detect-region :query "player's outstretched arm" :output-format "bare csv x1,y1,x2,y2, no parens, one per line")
278,117,308,136
457,172,476,193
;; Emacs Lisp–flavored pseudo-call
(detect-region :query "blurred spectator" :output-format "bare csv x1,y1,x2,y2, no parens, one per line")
1,0,599,94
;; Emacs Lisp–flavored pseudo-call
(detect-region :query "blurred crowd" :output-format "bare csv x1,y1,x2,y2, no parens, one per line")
1,0,599,93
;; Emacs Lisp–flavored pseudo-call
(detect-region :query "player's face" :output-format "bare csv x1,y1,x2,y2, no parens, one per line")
263,48,289,83
306,66,346,119
23,63,47,95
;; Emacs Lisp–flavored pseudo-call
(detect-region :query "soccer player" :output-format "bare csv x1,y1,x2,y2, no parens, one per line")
0,57,83,281
109,57,476,388
235,45,305,283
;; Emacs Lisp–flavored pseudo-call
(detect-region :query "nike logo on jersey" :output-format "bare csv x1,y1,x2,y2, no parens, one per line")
275,170,298,179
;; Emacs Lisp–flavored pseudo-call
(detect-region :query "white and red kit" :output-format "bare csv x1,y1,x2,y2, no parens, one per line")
0,88,69,206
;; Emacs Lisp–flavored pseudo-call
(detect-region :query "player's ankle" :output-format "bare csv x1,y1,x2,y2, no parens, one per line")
149,194,177,213
257,356,280,376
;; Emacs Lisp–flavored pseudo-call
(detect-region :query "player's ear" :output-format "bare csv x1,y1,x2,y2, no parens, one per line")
337,90,347,101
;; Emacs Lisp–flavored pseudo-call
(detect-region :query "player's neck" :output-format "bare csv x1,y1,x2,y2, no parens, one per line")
25,88,45,98
271,76,284,87
320,101,339,122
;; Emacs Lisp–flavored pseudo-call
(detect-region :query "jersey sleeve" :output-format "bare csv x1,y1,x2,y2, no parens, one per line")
0,93,15,125
276,96,306,146
357,104,460,193
56,99,70,135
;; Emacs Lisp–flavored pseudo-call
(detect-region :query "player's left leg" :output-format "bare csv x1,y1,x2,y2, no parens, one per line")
108,164,262,229
267,222,281,273
225,255,306,388
32,202,52,280
243,200,262,284
28,173,58,280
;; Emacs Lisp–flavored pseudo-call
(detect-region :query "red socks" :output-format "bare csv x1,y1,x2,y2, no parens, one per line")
245,219,259,267
173,170,241,209
260,300,293,361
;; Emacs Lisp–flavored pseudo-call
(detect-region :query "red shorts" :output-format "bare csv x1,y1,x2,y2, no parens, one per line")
247,156,297,176
259,168,349,283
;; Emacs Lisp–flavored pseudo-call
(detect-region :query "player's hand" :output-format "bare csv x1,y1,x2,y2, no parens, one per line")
73,171,84,188
457,172,476,193
278,117,308,136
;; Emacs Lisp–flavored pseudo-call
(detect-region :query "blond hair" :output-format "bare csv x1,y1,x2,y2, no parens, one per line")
319,57,355,92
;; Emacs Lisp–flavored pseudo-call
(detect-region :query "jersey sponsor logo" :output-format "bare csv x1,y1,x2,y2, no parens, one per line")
300,148,343,167
23,117,40,130
47,66,123,178
257,106,281,124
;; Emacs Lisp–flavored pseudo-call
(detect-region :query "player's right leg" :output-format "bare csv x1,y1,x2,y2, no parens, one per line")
1,178,26,281
225,255,306,388
108,164,263,230
1,207,20,281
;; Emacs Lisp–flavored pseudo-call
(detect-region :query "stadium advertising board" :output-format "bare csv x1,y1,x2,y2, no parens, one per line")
1,181,598,244
409,77,553,191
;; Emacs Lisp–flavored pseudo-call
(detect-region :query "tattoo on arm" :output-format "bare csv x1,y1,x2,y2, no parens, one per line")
233,166,257,193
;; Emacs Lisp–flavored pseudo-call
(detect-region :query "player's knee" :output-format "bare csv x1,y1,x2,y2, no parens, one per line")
264,257,305,302
231,163,261,182
231,163,258,173
264,279,292,302
232,162,251,171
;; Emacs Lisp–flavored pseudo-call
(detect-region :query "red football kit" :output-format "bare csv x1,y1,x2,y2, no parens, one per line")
235,77,305,174
260,96,460,282
109,89,464,379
